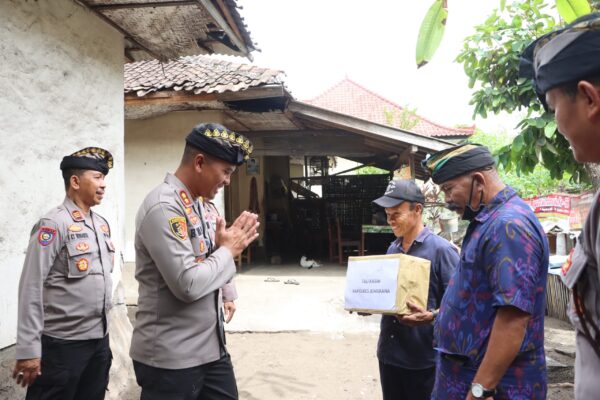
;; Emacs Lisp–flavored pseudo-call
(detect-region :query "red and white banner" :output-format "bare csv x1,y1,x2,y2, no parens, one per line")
524,194,571,215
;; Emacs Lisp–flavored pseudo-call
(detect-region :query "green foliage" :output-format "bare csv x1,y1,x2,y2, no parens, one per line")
457,0,593,183
556,0,592,22
416,0,448,67
356,166,389,175
468,130,591,197
383,106,420,131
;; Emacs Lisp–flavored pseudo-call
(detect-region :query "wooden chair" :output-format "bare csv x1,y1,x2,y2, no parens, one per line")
334,216,360,265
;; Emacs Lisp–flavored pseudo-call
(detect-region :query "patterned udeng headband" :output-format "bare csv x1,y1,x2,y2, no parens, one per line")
203,129,253,159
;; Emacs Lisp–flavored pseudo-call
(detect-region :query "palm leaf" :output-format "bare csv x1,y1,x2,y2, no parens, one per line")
416,0,448,68
556,0,592,23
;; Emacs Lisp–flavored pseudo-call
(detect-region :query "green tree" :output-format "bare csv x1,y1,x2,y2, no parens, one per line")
356,165,389,175
383,106,420,131
416,0,592,67
468,130,591,197
456,0,598,184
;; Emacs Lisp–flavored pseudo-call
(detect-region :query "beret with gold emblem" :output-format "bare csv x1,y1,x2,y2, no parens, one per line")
60,147,113,175
185,123,253,166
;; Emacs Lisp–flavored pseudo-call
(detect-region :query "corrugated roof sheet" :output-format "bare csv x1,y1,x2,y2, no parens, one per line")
305,79,475,138
124,55,283,97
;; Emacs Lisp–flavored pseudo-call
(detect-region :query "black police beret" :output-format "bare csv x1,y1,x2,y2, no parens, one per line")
60,147,113,175
186,123,253,166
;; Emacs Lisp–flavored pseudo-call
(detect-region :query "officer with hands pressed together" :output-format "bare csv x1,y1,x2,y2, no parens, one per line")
131,123,259,399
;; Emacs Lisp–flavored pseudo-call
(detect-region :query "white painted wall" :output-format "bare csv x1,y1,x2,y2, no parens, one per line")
0,1,124,349
124,110,225,261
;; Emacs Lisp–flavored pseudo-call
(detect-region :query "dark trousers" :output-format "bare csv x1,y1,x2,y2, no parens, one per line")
26,335,112,400
133,354,238,400
379,361,435,400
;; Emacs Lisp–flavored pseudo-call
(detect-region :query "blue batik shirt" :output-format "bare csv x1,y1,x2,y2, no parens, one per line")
434,186,549,372
377,226,459,369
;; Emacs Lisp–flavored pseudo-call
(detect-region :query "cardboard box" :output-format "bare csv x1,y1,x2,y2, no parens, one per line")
344,253,431,315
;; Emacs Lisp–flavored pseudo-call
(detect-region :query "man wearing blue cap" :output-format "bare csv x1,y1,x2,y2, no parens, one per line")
131,123,259,399
13,147,115,400
520,12,600,398
371,179,458,400
423,144,549,399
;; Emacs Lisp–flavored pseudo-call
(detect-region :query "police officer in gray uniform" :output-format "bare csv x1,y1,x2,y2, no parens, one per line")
13,147,115,400
521,12,600,399
131,123,259,399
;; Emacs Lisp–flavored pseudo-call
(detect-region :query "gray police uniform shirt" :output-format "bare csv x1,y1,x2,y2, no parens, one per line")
563,189,600,331
202,199,238,302
16,197,114,360
130,173,236,369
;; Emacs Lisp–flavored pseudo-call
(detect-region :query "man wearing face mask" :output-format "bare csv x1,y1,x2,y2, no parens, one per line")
423,144,549,400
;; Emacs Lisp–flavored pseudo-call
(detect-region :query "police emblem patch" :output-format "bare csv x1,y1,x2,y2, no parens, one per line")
75,242,89,252
71,210,84,221
100,225,109,233
191,215,199,225
68,224,82,232
169,216,188,240
76,258,89,272
179,190,192,207
38,227,57,246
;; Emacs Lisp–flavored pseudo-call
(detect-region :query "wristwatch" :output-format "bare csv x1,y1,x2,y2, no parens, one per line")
470,383,496,399
428,308,439,325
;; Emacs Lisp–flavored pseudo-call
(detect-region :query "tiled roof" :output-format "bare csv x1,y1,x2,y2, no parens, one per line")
305,79,475,138
124,55,283,97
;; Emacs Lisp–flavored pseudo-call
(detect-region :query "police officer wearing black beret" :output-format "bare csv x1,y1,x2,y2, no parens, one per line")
131,123,259,399
14,147,115,400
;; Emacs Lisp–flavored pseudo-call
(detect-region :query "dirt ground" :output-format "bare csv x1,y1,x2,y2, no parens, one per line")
227,330,574,400
124,262,576,399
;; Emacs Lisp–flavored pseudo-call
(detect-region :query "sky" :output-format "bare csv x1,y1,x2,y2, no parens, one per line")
223,0,523,134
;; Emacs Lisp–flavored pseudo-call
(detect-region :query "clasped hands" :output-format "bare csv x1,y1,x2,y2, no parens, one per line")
216,211,260,258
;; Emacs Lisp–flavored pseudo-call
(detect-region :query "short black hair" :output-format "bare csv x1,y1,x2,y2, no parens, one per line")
62,169,85,191
559,74,600,98
181,143,217,165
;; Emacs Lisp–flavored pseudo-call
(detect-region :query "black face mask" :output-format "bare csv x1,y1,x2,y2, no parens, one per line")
461,176,485,221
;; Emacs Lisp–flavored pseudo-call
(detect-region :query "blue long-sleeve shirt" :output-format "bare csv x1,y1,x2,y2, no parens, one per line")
377,226,459,369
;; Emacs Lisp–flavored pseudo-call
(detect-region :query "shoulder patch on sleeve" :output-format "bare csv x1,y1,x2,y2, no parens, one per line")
38,227,57,246
169,216,188,240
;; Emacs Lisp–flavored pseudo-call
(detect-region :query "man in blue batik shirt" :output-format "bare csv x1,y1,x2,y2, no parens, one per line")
423,144,549,400
371,179,459,400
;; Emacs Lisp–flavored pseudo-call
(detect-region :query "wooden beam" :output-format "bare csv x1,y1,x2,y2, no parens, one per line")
196,0,249,58
252,148,374,157
214,0,245,45
284,110,306,129
216,85,285,101
223,111,251,131
330,162,376,176
90,1,196,10
288,101,452,152
243,129,350,140
125,91,219,106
